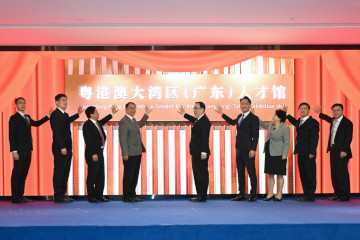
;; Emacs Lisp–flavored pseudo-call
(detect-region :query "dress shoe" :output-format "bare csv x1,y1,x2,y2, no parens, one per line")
132,196,144,202
189,196,199,201
123,197,135,202
274,197,282,202
328,195,339,201
336,197,350,202
248,196,257,202
295,196,305,201
20,197,33,203
54,197,71,204
302,196,315,202
11,198,25,204
65,196,74,202
97,196,110,202
263,195,275,201
88,197,100,203
189,197,207,202
231,195,246,201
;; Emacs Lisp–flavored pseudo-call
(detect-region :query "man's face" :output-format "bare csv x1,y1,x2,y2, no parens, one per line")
298,105,310,118
16,99,26,112
91,109,99,121
193,103,204,118
56,97,67,110
332,106,343,119
240,99,251,113
126,103,136,117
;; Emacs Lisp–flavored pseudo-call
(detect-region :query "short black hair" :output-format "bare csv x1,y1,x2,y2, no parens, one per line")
15,97,26,104
331,103,343,110
275,110,287,123
240,96,251,104
195,101,206,110
298,102,310,110
85,106,96,118
125,102,136,109
55,94,67,101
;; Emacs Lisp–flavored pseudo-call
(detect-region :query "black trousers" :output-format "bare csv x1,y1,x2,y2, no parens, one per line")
11,151,32,200
191,154,209,199
123,155,141,198
86,150,105,198
330,149,350,199
236,149,257,197
53,148,72,200
297,154,317,197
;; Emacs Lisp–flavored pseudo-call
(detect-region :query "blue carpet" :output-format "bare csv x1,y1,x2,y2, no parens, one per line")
0,197,360,239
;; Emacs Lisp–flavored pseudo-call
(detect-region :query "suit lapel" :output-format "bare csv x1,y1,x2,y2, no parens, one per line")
16,112,29,128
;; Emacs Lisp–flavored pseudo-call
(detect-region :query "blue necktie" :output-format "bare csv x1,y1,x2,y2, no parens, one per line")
238,115,245,127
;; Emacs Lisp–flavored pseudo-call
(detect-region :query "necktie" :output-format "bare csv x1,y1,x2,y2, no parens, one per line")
330,119,337,146
299,119,303,126
24,115,30,126
132,118,139,128
96,122,105,147
238,115,245,127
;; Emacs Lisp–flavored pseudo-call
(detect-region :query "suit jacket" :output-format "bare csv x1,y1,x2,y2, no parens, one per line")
119,114,148,157
83,114,112,157
9,112,49,153
184,113,211,156
287,115,319,155
319,113,353,159
222,111,259,152
50,108,79,151
259,120,290,157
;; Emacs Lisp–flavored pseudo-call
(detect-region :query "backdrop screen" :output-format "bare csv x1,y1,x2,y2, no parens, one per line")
65,74,294,121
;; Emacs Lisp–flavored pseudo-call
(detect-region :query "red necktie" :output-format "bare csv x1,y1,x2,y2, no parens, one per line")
96,122,105,147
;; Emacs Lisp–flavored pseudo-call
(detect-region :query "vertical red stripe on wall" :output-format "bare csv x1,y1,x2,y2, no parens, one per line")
163,126,169,195
152,126,158,195
141,126,147,195
175,125,181,194
208,127,214,194
186,125,192,194
106,125,113,195
72,123,79,196
220,125,226,194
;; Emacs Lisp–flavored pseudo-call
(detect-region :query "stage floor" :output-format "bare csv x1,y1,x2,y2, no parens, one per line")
1,197,360,239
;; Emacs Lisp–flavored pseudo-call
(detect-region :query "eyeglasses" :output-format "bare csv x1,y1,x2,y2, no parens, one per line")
193,107,203,110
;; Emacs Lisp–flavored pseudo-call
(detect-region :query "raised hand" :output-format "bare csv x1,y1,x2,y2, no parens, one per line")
282,104,288,113
48,106,54,116
177,105,185,115
145,105,153,115
214,105,223,115
78,105,84,115
111,105,119,115
314,105,322,114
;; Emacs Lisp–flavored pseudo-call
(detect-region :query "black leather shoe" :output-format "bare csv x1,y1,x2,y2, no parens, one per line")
189,196,199,201
65,196,74,202
231,195,246,201
20,197,33,203
328,195,339,201
274,197,282,202
54,197,71,204
132,197,144,202
263,196,275,201
88,197,100,203
295,196,305,201
123,197,135,202
248,196,257,202
97,196,110,202
302,196,315,202
336,197,350,202
190,197,207,202
11,198,25,204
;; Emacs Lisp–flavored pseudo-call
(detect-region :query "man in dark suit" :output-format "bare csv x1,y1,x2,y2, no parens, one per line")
177,102,211,202
215,96,259,201
83,105,118,203
119,102,152,202
283,103,319,202
50,94,83,203
315,103,353,201
9,97,52,203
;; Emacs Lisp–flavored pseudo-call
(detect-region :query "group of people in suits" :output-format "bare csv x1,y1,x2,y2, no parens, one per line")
9,94,353,204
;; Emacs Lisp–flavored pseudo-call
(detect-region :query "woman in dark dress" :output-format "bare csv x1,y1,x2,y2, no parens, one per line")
259,110,290,201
